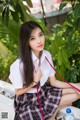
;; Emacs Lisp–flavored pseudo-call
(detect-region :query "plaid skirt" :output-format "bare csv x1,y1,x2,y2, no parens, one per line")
14,83,62,120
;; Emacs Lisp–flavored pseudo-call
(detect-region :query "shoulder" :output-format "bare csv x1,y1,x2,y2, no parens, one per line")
43,50,54,65
10,59,24,74
43,49,52,58
10,59,22,70
9,59,23,89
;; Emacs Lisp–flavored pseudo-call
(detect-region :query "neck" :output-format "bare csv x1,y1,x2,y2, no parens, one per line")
33,51,42,59
36,52,40,58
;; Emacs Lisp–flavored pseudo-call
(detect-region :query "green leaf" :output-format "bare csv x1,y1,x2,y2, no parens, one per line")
2,6,6,18
0,41,9,57
18,0,31,21
62,49,70,69
9,4,15,12
0,0,4,4
58,49,62,66
26,0,33,7
59,2,67,10
62,49,68,62
11,11,19,22
59,64,65,78
74,4,80,21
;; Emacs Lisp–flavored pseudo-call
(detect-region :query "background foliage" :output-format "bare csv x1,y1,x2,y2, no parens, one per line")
45,0,80,107
0,0,46,81
0,0,32,81
0,0,80,83
0,0,80,107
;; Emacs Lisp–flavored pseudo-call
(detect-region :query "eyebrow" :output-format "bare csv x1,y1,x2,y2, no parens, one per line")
30,31,43,38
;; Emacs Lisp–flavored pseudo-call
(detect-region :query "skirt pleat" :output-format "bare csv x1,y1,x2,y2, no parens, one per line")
14,83,62,120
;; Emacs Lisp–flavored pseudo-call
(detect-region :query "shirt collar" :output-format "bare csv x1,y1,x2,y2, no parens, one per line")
31,50,38,62
31,50,46,63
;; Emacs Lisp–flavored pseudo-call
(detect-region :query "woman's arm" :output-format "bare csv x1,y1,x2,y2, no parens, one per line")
49,75,75,89
15,82,36,96
15,65,42,96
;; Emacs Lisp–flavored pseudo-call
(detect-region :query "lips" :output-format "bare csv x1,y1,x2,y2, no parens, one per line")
37,44,43,47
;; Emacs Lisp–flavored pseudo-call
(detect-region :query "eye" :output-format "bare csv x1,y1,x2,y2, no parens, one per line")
39,33,43,37
30,37,35,40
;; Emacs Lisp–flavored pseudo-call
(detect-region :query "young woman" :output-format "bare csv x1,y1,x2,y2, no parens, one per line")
9,21,80,120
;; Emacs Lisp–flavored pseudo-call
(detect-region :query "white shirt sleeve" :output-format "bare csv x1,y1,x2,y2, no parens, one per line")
48,52,56,77
9,59,23,89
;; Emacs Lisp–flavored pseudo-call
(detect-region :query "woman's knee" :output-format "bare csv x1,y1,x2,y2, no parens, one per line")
59,93,79,107
59,102,72,108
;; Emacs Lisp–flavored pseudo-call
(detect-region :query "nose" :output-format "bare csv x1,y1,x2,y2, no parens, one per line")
37,38,41,44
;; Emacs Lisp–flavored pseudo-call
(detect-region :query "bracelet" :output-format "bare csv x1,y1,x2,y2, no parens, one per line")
33,81,38,84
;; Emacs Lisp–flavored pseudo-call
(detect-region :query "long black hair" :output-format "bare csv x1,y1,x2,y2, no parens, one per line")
19,21,43,87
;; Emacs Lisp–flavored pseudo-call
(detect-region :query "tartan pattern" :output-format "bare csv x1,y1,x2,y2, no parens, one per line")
14,83,62,120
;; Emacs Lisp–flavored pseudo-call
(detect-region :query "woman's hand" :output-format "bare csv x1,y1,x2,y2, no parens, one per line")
33,66,42,84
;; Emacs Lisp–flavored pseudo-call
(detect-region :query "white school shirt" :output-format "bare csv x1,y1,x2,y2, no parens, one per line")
9,50,55,93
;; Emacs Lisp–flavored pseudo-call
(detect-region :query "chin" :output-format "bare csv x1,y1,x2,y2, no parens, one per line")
39,48,44,51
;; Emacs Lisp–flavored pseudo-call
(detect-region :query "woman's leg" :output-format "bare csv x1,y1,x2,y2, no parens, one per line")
48,103,72,120
62,88,78,95
48,88,80,120
60,87,80,106
59,93,80,106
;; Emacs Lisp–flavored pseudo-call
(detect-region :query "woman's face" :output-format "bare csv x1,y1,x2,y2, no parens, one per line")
29,27,45,57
